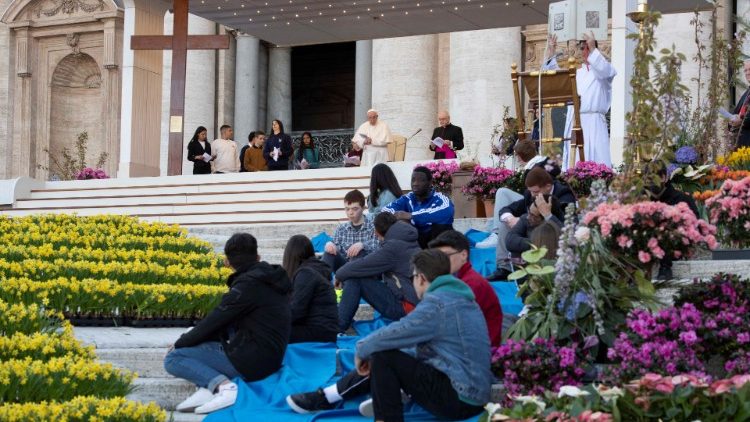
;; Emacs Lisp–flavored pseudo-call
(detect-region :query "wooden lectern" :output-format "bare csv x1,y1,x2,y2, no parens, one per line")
511,57,584,168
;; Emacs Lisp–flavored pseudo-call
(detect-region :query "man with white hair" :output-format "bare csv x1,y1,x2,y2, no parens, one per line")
429,111,464,159
729,59,750,149
353,109,392,167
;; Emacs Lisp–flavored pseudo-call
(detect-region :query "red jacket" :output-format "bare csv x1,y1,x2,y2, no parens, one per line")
456,262,503,347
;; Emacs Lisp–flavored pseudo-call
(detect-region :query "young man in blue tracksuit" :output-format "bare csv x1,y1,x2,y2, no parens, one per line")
287,249,492,421
382,166,455,249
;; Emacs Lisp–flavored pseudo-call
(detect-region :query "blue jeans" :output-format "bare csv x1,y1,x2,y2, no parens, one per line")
338,277,405,332
322,251,348,273
164,341,241,392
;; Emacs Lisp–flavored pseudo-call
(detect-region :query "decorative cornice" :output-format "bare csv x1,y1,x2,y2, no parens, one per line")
36,0,105,18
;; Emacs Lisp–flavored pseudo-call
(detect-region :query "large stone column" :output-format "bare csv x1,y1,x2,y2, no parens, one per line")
354,40,372,124
258,43,269,131
120,0,168,177
372,35,438,161
449,28,522,166
159,12,217,176
234,34,260,146
609,0,637,167
267,47,292,130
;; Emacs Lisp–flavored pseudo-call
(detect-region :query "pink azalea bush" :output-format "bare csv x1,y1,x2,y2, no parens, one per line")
461,166,514,201
704,176,750,248
415,161,458,195
491,338,586,403
562,161,616,198
583,201,717,265
74,167,109,180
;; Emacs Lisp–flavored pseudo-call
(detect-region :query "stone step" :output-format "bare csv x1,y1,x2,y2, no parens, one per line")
169,412,206,422
672,259,750,279
128,377,195,411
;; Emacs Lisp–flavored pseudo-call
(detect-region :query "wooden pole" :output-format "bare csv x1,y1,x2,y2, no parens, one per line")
168,0,189,176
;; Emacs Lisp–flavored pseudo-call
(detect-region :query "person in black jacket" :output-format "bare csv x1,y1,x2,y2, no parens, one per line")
505,195,563,257
429,111,464,159
186,126,212,175
263,119,294,171
164,233,292,415
649,164,700,280
336,213,421,333
490,167,575,281
282,235,339,343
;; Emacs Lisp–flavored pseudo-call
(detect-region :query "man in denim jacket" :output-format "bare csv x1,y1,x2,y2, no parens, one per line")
287,250,492,421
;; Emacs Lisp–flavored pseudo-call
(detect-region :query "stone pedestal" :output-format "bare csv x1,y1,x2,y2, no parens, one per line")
234,34,259,146
267,47,292,130
451,170,480,219
354,40,373,123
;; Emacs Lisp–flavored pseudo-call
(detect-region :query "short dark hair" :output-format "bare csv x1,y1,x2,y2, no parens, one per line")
514,139,537,162
525,167,553,188
374,212,398,237
224,233,258,269
344,189,366,207
412,166,433,182
412,249,451,282
428,230,470,253
248,131,256,142
220,124,232,132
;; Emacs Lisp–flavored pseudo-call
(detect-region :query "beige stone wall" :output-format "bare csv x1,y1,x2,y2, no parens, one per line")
0,0,12,180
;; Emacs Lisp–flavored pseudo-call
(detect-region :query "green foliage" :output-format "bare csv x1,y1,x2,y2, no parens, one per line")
38,131,109,181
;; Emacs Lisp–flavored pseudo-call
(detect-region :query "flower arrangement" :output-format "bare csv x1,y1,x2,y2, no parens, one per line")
583,201,717,265
75,167,109,180
674,145,699,164
704,176,750,248
460,166,514,201
484,374,750,421
415,161,459,195
503,169,526,194
491,338,586,402
718,146,750,171
561,161,615,198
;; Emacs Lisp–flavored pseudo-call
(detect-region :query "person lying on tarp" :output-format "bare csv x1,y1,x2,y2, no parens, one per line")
164,233,292,415
286,249,492,422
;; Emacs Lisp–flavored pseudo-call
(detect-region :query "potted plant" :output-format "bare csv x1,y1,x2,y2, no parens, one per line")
460,165,514,216
561,161,616,198
415,161,459,195
705,176,750,259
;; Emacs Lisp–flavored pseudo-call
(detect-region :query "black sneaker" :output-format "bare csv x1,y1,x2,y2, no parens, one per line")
286,389,336,414
656,265,673,281
487,268,512,281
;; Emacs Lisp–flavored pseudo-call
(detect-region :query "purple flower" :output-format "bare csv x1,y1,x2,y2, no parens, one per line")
675,146,699,164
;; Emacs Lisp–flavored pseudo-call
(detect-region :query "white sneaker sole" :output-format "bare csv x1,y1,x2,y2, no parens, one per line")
359,399,374,417
286,395,311,414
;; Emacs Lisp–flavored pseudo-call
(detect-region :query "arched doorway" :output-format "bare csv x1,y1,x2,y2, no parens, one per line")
49,53,106,178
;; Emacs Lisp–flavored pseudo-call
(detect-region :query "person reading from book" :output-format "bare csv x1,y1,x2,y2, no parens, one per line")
382,166,455,249
728,59,750,149
544,32,617,167
352,109,392,167
282,235,338,343
345,140,363,167
429,111,464,160
187,126,212,175
322,190,380,274
263,119,294,171
286,250,491,421
296,132,320,169
164,233,291,414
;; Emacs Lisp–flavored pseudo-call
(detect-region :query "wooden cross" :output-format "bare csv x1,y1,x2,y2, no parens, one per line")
131,0,230,176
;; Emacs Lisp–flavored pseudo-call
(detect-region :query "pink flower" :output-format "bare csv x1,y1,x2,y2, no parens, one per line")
638,251,651,263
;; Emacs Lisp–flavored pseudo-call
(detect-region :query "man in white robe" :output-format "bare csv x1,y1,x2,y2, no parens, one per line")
353,109,392,167
544,32,616,168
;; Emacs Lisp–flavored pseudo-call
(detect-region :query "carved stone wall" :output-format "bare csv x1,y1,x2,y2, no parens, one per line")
1,0,123,179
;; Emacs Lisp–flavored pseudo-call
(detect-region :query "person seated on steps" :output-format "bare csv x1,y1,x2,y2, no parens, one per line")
164,233,292,415
323,190,380,273
489,167,575,281
479,139,560,249
335,212,421,334
382,166,455,249
428,230,503,347
505,195,563,259
286,250,492,421
647,163,700,281
530,221,562,260
283,235,339,344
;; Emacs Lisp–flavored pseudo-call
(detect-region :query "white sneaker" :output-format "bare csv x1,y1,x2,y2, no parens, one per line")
194,382,238,414
475,233,499,249
358,398,374,417
175,388,214,413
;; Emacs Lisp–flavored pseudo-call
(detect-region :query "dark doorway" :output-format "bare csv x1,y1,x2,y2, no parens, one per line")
291,42,355,131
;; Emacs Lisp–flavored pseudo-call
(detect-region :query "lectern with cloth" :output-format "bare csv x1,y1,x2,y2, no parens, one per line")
511,57,584,168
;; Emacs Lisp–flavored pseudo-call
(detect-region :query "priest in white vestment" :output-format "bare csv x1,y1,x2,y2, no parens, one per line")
352,109,392,167
544,33,616,168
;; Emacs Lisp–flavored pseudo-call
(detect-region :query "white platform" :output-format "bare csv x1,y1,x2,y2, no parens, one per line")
0,161,429,227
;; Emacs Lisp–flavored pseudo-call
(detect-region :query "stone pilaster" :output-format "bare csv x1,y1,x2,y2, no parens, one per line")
234,33,260,146
372,35,438,161
267,46,292,130
354,40,372,124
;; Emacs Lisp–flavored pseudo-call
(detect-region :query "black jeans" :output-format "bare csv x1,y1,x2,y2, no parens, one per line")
336,350,484,422
290,324,337,344
418,224,454,249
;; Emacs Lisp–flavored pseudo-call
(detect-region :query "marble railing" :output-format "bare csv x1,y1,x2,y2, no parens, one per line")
290,128,354,168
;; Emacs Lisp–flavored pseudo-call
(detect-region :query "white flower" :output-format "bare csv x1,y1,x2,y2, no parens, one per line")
596,385,624,402
574,226,591,243
513,395,546,413
557,385,591,398
484,402,502,416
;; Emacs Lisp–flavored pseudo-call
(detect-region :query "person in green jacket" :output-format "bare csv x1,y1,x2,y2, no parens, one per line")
297,132,320,169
